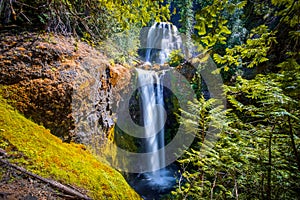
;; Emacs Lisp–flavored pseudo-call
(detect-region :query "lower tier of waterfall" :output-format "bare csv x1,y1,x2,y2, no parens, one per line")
126,68,179,199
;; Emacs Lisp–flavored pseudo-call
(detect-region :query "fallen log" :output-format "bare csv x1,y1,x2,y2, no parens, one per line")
0,158,92,200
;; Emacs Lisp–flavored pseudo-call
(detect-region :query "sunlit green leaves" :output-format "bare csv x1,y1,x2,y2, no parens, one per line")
271,0,300,27
194,20,206,36
193,0,246,48
48,0,170,41
213,25,276,72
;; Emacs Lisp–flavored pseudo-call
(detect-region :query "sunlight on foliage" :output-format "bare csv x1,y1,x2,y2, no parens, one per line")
0,95,140,200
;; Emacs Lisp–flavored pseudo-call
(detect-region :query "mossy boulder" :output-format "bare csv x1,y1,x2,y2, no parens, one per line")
0,31,131,143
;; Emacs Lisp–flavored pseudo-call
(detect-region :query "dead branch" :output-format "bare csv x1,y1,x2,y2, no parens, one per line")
0,158,92,200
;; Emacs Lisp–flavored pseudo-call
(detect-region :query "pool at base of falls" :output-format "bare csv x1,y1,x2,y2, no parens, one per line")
127,164,180,200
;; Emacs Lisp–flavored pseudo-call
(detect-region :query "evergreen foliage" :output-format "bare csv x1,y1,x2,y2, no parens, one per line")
171,0,300,199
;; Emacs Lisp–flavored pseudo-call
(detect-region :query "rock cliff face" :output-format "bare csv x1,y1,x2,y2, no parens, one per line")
0,31,130,143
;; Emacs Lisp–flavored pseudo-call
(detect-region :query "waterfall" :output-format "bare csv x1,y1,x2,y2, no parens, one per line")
145,22,182,64
127,22,183,199
136,68,178,190
141,23,182,176
132,22,184,192
137,68,166,173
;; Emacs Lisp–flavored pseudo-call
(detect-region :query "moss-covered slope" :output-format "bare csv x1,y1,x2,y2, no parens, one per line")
0,95,140,199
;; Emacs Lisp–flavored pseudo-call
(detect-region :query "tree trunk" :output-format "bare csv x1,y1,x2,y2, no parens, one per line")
266,127,273,200
0,158,92,200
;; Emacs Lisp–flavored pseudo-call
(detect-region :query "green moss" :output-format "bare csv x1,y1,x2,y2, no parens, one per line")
0,95,140,200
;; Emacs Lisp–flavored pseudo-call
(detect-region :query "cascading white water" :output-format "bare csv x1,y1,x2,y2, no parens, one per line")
137,69,166,173
145,22,182,64
136,68,176,189
128,22,182,199
132,22,183,192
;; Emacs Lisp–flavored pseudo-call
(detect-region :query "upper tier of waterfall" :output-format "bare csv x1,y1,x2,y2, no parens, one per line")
144,22,182,65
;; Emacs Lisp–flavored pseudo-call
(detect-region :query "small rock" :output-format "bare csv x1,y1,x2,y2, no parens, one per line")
23,194,38,200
